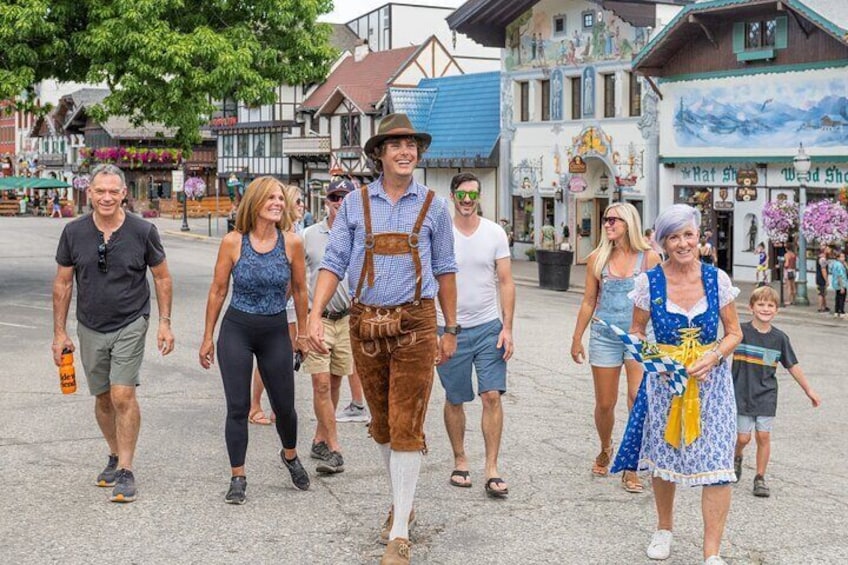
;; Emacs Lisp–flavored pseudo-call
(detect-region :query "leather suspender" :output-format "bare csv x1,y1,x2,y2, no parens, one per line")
355,186,435,304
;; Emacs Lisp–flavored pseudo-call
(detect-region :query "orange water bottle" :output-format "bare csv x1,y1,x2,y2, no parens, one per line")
59,348,77,394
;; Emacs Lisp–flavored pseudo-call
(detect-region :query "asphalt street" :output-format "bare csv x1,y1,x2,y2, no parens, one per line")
1,216,845,564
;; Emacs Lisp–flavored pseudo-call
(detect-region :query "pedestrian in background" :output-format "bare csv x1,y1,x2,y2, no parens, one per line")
199,176,311,504
782,243,797,306
816,244,830,312
571,202,660,493
302,178,359,475
52,163,175,503
830,250,847,318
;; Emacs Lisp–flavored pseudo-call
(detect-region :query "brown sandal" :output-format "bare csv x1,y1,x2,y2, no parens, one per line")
622,470,644,493
591,446,614,476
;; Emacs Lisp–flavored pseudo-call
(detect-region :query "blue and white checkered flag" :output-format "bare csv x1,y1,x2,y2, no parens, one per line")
592,318,688,396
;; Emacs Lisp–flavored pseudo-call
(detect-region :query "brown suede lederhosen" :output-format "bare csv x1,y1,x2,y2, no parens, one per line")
348,186,438,451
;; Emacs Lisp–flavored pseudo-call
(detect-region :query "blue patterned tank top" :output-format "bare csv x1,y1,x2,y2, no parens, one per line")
230,231,290,315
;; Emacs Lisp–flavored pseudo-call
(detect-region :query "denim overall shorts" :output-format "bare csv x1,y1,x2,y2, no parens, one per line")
589,251,644,367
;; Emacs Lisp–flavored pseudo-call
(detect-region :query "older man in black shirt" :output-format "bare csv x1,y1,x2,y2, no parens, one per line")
52,164,174,503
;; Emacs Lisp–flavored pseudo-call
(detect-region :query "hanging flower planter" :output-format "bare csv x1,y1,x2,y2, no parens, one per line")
72,175,91,191
80,146,184,169
801,199,848,245
762,200,799,243
184,177,206,200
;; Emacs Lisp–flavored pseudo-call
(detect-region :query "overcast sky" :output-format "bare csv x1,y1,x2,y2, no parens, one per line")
320,0,463,24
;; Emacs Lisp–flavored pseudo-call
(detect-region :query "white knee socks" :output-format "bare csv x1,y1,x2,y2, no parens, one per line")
389,449,422,541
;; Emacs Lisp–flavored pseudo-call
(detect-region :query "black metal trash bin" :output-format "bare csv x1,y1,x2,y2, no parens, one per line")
227,218,236,233
536,249,573,291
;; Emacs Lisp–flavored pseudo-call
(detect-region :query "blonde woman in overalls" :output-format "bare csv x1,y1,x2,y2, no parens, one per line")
571,202,661,493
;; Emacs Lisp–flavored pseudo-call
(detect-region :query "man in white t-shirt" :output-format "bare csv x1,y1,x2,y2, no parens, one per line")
436,172,515,499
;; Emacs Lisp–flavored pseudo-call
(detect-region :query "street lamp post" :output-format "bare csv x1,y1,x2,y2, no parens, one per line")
793,143,811,306
180,190,190,232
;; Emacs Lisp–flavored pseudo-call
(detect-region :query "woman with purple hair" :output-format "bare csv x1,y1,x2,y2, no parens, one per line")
612,204,743,564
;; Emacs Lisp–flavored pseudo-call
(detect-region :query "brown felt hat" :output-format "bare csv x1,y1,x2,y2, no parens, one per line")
363,113,432,156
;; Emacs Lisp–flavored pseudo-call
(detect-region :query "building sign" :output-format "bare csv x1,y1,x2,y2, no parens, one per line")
210,116,237,127
171,170,184,193
713,187,734,210
568,156,587,174
779,165,848,186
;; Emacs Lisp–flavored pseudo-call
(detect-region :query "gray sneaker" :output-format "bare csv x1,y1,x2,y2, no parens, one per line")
110,469,137,503
280,452,310,491
753,474,770,498
336,402,370,423
310,441,331,460
96,454,119,487
225,476,247,505
316,451,345,474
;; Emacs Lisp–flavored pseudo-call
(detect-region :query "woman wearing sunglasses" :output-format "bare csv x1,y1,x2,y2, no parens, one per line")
571,202,660,493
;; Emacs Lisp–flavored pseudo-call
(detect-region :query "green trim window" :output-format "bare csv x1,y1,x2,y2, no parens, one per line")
733,16,787,62
571,77,582,120
603,74,615,118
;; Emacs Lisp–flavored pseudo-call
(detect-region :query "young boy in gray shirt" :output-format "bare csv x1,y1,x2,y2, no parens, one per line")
732,286,821,497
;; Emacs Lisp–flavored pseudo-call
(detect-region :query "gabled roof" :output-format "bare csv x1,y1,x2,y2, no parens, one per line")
300,45,419,114
448,0,693,47
328,23,360,53
388,71,500,164
634,0,848,72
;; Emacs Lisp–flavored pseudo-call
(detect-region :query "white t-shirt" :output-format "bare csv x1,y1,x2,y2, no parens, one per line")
437,217,511,328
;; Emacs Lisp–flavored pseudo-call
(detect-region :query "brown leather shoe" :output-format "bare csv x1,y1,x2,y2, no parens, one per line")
381,537,411,564
379,507,416,545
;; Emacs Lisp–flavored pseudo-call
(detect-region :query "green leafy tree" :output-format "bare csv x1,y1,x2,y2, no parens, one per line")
0,0,336,149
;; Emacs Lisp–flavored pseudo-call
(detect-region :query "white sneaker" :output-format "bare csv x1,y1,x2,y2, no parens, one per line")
704,556,727,565
646,530,673,560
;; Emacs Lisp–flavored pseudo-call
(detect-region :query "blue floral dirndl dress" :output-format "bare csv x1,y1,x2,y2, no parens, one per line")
611,264,738,486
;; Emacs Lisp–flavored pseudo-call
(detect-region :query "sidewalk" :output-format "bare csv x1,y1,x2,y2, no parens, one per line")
511,257,844,326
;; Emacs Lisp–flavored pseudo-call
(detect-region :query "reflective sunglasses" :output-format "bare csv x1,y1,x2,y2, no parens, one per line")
97,243,108,273
454,190,480,201
602,216,626,226
327,192,347,203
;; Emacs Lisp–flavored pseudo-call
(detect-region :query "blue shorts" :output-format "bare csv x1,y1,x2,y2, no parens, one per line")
737,414,775,433
437,318,507,405
588,321,636,367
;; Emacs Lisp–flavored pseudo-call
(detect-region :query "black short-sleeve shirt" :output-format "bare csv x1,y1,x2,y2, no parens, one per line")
56,213,166,333
732,321,798,417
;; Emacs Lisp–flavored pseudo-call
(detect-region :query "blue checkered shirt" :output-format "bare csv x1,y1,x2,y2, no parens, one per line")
321,177,457,306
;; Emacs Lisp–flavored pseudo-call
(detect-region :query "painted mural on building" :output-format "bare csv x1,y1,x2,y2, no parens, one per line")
504,5,648,72
674,76,848,148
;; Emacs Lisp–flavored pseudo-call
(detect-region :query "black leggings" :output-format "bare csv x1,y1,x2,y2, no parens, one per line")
217,307,297,468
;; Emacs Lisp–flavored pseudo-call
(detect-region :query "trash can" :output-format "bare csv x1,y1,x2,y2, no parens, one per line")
536,249,573,291
227,217,236,233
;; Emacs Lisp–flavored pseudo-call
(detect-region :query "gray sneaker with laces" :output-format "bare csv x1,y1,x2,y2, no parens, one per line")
97,454,119,487
310,441,331,460
316,451,345,474
336,402,370,423
110,469,137,503
280,452,310,491
225,476,247,504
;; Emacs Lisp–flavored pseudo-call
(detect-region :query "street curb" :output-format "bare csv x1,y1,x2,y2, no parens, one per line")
162,230,221,243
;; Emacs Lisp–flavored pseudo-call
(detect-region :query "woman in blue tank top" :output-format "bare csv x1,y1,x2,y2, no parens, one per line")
199,177,311,503
570,202,661,493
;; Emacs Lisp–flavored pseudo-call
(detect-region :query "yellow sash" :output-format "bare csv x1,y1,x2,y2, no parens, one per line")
656,328,716,449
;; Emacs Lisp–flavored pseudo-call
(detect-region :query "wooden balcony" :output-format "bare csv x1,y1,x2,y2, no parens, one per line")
285,136,331,159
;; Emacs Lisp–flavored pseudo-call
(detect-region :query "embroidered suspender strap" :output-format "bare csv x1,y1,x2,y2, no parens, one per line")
410,190,435,303
355,186,374,300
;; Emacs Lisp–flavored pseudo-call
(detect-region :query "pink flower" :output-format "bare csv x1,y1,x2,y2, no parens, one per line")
801,199,848,245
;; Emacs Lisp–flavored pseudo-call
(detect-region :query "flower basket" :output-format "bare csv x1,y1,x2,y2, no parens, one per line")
141,209,159,218
762,200,799,243
72,175,91,191
801,199,848,245
184,177,206,200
